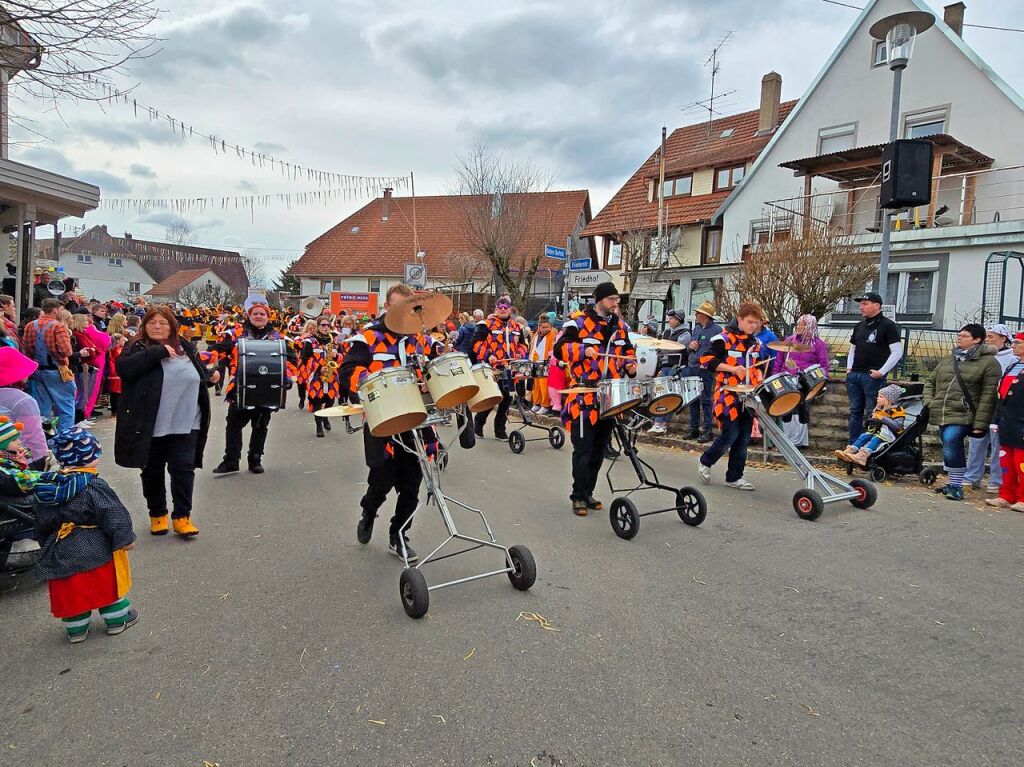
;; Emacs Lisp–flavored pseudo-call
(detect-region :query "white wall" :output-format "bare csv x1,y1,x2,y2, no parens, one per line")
59,252,155,301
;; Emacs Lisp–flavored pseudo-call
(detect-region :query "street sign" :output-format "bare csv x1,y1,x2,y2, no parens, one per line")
404,263,427,289
544,244,567,260
567,270,613,290
569,258,591,271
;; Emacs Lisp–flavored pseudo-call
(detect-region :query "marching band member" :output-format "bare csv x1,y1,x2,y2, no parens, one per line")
695,301,766,491
529,314,556,415
471,295,527,440
302,315,341,438
294,319,316,410
211,296,297,476
338,284,434,562
554,282,636,516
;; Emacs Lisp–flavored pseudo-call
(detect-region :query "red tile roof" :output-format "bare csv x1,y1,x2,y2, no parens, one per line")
287,190,593,278
582,101,798,237
145,268,215,296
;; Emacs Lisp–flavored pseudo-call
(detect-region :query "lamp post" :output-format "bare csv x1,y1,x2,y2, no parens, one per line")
868,10,934,304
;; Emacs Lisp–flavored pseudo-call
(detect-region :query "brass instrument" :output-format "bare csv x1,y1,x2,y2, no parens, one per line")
320,340,339,383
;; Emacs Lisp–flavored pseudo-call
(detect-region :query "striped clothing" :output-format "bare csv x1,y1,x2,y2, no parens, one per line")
472,316,527,368
700,323,764,424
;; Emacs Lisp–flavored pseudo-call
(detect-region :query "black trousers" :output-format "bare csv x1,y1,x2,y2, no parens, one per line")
141,431,199,519
215,358,230,394
569,417,616,501
311,395,334,429
474,379,512,435
360,448,423,540
224,403,274,463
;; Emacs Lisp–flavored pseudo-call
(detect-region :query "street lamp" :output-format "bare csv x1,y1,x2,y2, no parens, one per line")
868,10,934,303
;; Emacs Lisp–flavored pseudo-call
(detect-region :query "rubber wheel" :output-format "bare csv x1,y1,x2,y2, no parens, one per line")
609,497,640,540
548,427,565,449
506,544,537,591
508,431,526,454
849,478,878,509
869,466,886,483
675,487,708,527
399,568,429,619
793,489,825,521
919,468,938,486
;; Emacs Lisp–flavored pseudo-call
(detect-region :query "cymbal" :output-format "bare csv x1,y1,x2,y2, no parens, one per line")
767,340,811,353
724,384,758,393
556,386,599,395
633,337,687,351
314,404,365,418
383,291,454,334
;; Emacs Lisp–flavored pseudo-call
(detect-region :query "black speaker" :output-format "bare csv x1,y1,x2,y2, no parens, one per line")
880,139,932,209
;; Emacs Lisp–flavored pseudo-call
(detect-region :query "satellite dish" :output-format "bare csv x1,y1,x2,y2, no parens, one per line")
300,296,325,318
46,280,66,296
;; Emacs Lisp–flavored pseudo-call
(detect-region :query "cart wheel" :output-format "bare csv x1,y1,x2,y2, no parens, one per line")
506,545,537,591
849,478,878,509
548,427,565,449
793,489,824,521
869,466,886,483
675,487,708,527
609,497,640,540
919,468,938,486
508,431,526,454
399,568,429,619
845,463,854,477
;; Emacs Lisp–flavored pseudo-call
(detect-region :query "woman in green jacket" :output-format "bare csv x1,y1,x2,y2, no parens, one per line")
923,324,1002,501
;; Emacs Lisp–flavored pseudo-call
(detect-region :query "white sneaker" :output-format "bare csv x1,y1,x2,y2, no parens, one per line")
647,425,667,435
986,485,1000,494
726,478,756,491
537,407,550,415
76,419,96,428
985,497,1010,508
531,405,541,413
697,461,711,484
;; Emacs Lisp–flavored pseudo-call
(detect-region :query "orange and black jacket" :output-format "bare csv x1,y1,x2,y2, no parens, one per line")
471,316,527,367
553,307,635,428
700,319,764,423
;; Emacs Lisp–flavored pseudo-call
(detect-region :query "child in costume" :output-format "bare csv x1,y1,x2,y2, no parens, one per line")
836,384,906,467
0,416,31,471
32,428,138,643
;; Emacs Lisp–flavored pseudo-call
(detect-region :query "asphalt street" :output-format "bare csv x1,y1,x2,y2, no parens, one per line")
1,401,1022,767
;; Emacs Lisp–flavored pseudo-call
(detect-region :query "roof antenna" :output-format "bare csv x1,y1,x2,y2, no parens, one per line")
679,32,737,138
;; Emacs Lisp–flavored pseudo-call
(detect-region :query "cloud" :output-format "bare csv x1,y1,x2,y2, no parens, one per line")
137,211,186,228
129,163,157,178
16,146,131,194
238,180,259,193
253,142,288,155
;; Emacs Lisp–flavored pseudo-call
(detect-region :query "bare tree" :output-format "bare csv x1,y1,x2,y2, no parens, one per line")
718,229,878,333
241,250,266,289
442,251,486,286
0,2,159,102
164,218,197,246
177,282,237,308
448,140,556,307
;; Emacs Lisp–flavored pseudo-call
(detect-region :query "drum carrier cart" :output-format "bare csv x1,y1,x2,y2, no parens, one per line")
504,363,565,454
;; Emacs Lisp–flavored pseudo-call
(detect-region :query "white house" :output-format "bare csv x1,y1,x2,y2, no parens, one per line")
709,0,1024,329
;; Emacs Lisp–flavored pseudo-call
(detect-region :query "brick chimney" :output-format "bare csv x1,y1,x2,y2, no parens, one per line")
944,2,966,38
757,72,782,135
381,187,393,222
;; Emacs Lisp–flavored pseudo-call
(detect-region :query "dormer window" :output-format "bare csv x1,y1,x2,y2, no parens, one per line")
662,174,692,198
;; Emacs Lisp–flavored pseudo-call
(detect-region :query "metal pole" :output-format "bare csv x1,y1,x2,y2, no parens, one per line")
878,65,904,303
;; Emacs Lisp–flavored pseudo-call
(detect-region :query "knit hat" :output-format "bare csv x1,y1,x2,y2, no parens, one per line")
593,282,619,302
244,294,270,314
0,416,24,451
0,347,38,387
878,384,903,405
50,428,103,467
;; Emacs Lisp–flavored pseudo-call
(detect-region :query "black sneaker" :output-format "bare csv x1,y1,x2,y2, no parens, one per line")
212,461,239,474
357,513,375,544
316,424,325,438
106,608,139,636
474,426,484,438
389,537,419,563
697,432,714,444
323,419,332,432
248,457,265,474
685,429,700,440
585,497,604,510
495,431,508,440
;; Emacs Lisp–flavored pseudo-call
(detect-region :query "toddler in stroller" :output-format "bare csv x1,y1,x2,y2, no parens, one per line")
839,390,934,484
837,384,906,466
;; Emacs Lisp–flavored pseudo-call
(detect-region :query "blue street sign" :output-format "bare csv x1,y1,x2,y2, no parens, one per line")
569,258,591,271
544,244,568,260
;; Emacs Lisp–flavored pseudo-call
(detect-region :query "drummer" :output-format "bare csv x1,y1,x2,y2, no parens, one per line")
696,301,766,491
771,314,830,447
554,281,636,516
471,295,528,440
338,283,435,562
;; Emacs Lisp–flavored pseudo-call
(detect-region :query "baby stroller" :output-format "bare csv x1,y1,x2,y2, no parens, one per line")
845,394,938,485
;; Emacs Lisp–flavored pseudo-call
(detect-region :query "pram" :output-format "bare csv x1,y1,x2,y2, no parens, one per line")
845,394,938,485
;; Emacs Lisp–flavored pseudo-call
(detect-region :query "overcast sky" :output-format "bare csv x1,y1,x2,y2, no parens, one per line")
10,0,1024,281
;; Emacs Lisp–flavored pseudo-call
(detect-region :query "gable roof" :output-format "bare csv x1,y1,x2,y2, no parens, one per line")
145,268,215,296
712,0,1024,224
288,190,592,278
582,101,797,237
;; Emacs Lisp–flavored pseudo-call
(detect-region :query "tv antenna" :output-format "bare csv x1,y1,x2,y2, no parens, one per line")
679,31,738,137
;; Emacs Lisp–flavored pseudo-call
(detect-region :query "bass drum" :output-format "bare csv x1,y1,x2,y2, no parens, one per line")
633,345,659,380
236,338,286,410
358,368,428,437
467,363,504,413
424,352,478,409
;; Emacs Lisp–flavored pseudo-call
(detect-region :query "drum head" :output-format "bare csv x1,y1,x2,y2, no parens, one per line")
804,380,826,400
369,411,428,438
648,395,683,416
468,394,503,413
766,391,803,417
434,384,480,410
601,398,643,418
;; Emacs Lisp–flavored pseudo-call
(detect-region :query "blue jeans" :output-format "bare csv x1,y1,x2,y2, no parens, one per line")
852,433,883,452
964,430,1002,487
688,368,714,433
846,371,886,443
699,409,754,482
30,369,77,433
939,424,971,470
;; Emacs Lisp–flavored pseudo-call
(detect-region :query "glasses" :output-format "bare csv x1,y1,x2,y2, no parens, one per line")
318,323,331,327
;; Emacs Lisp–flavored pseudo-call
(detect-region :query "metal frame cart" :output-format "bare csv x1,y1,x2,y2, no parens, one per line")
505,369,565,454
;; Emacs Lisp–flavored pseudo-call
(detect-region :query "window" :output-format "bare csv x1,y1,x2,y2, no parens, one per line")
818,123,856,155
702,228,722,265
647,235,668,267
368,279,381,293
904,108,947,139
661,175,692,198
319,280,334,293
905,271,934,313
873,40,888,66
715,165,745,191
76,253,92,264
108,257,123,267
750,219,790,247
689,278,718,315
607,241,622,268
128,282,140,293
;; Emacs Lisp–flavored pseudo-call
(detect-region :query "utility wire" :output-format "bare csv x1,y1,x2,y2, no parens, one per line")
820,0,1024,32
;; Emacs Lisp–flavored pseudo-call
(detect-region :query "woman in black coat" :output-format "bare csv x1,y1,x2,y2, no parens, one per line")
115,305,218,538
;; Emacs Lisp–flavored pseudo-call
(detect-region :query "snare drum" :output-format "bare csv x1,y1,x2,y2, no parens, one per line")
597,378,645,418
508,359,535,379
530,360,548,378
424,352,478,409
798,364,827,401
467,363,504,413
644,375,704,415
754,372,803,417
358,367,428,437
